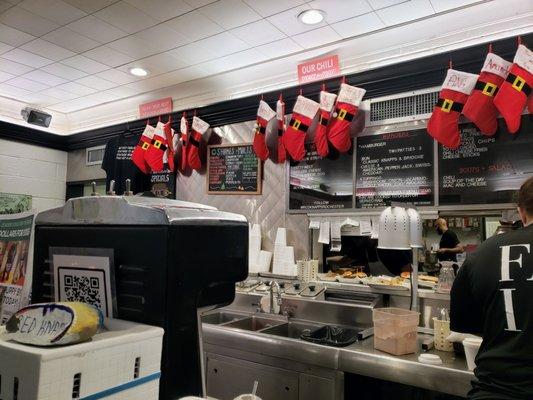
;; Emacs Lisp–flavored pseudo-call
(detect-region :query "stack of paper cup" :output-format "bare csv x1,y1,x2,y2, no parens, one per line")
272,228,297,276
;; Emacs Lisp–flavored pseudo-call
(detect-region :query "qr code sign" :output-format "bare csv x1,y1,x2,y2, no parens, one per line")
63,274,102,310
57,267,109,317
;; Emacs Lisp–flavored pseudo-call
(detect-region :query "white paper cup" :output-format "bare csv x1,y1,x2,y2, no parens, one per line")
463,338,483,371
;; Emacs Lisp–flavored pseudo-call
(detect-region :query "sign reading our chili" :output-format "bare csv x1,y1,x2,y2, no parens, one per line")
207,143,262,195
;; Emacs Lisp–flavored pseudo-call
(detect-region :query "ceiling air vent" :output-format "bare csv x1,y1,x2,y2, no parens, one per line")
367,88,439,126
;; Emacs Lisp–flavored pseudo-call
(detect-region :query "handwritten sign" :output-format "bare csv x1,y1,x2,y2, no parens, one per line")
139,97,173,118
297,55,340,84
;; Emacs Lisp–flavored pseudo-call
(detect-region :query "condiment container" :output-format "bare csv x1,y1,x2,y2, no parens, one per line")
373,307,420,355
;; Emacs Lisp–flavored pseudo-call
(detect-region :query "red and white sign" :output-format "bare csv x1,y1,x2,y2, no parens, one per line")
297,55,340,84
139,97,173,118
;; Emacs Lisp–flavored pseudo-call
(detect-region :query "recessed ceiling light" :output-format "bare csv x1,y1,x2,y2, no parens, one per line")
129,67,148,77
298,9,325,25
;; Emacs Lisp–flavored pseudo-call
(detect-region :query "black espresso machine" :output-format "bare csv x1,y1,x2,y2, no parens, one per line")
31,195,248,399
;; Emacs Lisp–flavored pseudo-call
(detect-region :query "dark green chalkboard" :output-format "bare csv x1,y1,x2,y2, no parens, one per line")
207,143,262,195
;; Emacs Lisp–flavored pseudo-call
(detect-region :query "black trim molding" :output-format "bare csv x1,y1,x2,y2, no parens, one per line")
1,34,531,152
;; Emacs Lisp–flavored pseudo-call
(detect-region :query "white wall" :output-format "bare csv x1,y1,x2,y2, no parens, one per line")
0,138,67,211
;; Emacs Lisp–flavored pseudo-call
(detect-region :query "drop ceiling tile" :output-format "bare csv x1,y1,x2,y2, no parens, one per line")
0,57,33,74
292,26,341,49
40,86,81,100
134,25,191,52
95,69,139,84
267,5,328,36
430,0,481,12
0,82,31,98
120,53,188,75
195,32,250,58
167,42,217,65
230,20,285,47
0,70,15,82
0,23,35,46
367,0,405,9
75,75,118,90
199,0,261,29
94,1,159,34
376,0,435,25
256,37,302,58
331,12,385,38
163,10,223,42
0,42,13,55
66,15,128,44
60,55,109,74
21,39,75,61
0,6,60,36
56,81,98,95
308,0,373,23
18,0,86,24
201,48,266,74
184,0,213,7
243,0,305,17
41,63,88,80
16,92,61,106
5,76,50,91
62,0,116,14
124,0,192,21
103,85,139,98
107,36,157,59
22,69,67,86
0,1,13,12
42,27,100,53
1,48,53,68
83,46,134,67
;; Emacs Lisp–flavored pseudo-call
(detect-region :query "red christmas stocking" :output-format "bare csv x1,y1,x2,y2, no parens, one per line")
528,92,533,114
178,114,189,173
131,123,155,173
276,98,287,164
144,121,168,172
427,69,478,149
315,90,337,157
284,95,320,161
494,44,533,134
463,53,511,136
252,100,276,161
327,83,366,153
187,116,210,171
163,121,175,172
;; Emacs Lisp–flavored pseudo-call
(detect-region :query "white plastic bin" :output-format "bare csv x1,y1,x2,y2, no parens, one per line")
0,319,164,400
373,307,420,355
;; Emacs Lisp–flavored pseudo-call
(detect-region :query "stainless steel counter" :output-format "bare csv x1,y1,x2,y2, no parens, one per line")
202,314,473,398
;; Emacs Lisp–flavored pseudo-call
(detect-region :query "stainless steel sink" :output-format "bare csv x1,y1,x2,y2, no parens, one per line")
201,311,249,325
260,321,324,339
222,315,286,331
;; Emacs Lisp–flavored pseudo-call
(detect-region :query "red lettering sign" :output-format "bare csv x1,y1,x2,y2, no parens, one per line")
297,55,340,84
139,97,173,118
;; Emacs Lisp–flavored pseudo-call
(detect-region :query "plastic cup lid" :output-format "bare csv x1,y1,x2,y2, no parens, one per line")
418,353,443,365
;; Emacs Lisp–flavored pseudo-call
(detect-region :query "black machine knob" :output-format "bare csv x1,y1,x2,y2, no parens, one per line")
294,283,300,290
309,285,316,292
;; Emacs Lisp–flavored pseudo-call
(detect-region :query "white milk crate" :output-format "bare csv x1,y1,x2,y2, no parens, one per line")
0,319,164,400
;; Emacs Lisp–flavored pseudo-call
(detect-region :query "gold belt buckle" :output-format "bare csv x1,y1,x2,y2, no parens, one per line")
153,139,162,149
482,82,497,96
141,142,149,150
441,99,453,113
512,75,525,92
292,119,301,130
338,109,347,120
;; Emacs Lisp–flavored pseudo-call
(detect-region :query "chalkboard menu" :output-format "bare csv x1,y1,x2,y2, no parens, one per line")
207,143,261,195
439,115,533,205
289,142,354,210
355,129,434,208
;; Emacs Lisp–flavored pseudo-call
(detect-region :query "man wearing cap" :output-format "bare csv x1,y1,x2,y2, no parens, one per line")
451,176,533,399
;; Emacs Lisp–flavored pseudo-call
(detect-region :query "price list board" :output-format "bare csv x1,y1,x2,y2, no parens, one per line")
289,142,353,210
355,130,435,208
207,143,262,195
439,116,533,205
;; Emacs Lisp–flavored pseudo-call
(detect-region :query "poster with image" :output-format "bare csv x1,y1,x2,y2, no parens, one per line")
0,213,34,324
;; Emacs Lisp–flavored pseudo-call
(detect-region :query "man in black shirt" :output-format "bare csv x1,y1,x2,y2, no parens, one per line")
434,218,463,261
451,177,533,399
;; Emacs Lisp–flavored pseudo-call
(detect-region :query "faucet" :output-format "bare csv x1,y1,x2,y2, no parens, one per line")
269,281,282,314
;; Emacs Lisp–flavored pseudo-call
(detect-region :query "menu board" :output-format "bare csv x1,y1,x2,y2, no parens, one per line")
207,143,261,195
355,130,434,208
439,116,533,205
289,142,353,210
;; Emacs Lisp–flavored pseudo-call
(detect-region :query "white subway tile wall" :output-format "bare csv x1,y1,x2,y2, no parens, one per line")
0,138,67,211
